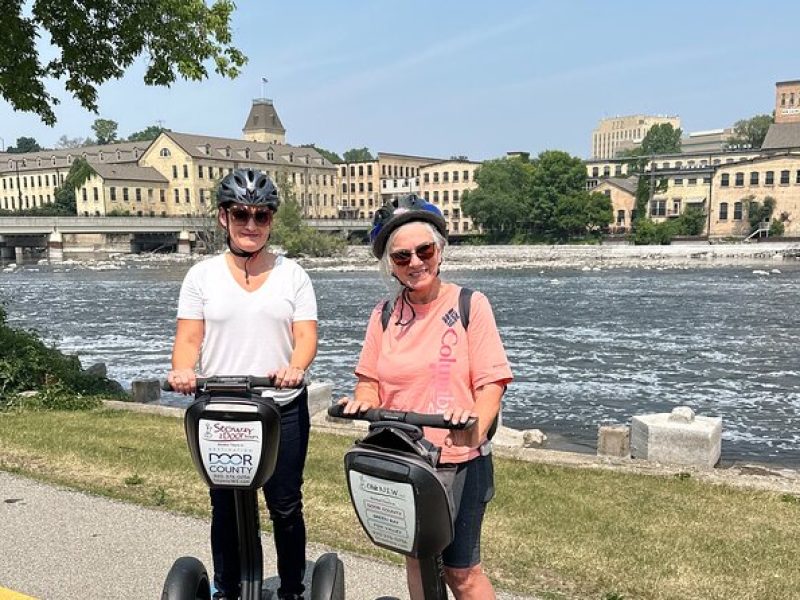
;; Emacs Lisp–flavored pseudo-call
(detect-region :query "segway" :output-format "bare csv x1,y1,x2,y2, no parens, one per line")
162,376,345,600
327,404,476,600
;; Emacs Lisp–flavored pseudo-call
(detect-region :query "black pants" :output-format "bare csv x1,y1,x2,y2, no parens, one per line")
210,389,310,598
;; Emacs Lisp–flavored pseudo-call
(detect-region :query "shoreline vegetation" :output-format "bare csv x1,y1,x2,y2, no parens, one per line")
1,407,800,600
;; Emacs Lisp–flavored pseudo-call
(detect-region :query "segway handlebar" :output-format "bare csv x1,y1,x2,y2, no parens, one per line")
327,403,476,430
162,375,278,392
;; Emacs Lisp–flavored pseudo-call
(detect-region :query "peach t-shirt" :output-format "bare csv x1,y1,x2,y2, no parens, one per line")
355,284,513,463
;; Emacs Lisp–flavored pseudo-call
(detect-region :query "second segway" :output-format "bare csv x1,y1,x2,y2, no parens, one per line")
328,404,476,600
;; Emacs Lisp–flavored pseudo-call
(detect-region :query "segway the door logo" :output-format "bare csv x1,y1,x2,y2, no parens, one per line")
199,419,263,487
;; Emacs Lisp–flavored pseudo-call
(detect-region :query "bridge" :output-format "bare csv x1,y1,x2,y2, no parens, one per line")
0,216,372,262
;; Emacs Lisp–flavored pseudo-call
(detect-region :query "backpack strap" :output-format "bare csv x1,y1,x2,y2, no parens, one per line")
380,298,394,331
458,287,474,329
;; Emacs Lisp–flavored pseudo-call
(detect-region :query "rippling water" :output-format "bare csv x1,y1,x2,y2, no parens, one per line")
2,257,799,466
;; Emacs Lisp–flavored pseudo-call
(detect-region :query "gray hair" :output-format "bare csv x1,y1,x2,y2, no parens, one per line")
378,221,447,295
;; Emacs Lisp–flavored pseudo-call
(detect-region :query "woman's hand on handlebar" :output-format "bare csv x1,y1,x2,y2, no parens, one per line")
167,368,197,395
272,365,305,389
337,396,379,416
443,407,480,448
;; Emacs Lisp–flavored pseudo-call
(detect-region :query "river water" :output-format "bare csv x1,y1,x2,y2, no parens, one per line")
2,255,799,466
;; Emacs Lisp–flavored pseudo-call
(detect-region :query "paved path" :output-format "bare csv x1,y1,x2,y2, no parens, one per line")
0,472,535,600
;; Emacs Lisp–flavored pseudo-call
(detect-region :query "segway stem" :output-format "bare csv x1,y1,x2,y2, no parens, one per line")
235,490,263,600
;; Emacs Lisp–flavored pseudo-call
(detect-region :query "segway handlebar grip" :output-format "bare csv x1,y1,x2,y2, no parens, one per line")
327,404,476,430
161,375,279,392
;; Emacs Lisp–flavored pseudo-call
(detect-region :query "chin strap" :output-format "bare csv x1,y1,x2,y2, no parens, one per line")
226,233,265,285
390,274,417,326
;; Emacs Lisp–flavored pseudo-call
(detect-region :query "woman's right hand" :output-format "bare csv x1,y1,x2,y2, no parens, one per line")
337,396,379,415
167,369,197,395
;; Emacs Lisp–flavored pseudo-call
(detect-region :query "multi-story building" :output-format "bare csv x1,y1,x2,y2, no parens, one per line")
0,99,339,218
591,177,638,233
591,114,681,160
337,152,439,220
418,159,480,235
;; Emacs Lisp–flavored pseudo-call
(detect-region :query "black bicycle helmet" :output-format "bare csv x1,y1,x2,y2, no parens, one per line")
217,168,280,211
370,194,447,259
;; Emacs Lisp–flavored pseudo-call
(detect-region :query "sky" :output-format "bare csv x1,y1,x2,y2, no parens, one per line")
2,0,800,161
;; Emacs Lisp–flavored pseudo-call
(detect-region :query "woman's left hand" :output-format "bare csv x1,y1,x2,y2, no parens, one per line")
273,365,306,389
443,407,480,448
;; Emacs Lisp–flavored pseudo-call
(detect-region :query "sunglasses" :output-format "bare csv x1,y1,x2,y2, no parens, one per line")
228,205,273,226
389,242,437,266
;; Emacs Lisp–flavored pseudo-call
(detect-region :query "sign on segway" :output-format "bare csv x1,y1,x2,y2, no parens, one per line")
349,471,416,553
198,418,263,486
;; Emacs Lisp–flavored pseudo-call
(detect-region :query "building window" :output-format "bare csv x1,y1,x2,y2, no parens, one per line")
688,178,697,185
650,199,666,217
433,173,439,183
423,173,429,183
453,171,459,182
198,165,204,178
367,165,372,176
135,188,142,202
93,188,98,202
81,188,87,202
172,165,178,179
733,201,743,220
160,148,171,157
358,165,363,176
592,167,599,177
765,171,774,185
735,172,744,186
110,187,117,201
123,187,129,202
796,170,800,184
750,172,759,185
603,166,610,177
160,189,166,202
183,164,188,178
463,170,470,181
720,173,730,187
719,202,728,220
185,188,190,203
674,178,683,186
174,189,180,203
443,172,449,183
781,170,790,185
614,164,622,176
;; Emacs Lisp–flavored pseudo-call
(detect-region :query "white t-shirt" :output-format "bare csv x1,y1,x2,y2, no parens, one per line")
177,253,317,402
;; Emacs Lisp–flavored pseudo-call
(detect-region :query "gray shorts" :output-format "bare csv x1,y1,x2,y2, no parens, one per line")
436,454,495,569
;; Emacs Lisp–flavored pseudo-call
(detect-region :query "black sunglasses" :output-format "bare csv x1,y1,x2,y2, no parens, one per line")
228,205,272,226
389,242,437,266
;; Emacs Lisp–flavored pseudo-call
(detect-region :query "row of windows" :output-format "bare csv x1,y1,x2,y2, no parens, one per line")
2,195,52,210
2,172,65,190
7,149,139,170
720,170,800,187
423,170,471,184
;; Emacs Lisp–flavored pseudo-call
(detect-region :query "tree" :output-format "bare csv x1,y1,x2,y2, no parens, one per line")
301,144,342,164
461,157,535,242
529,150,588,236
552,191,612,241
127,125,170,142
2,0,246,125
6,136,42,153
726,114,773,150
55,135,87,149
342,147,374,162
640,123,682,156
91,119,118,145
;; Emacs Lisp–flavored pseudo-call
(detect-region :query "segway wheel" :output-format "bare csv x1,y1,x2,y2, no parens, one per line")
309,552,345,600
161,556,212,600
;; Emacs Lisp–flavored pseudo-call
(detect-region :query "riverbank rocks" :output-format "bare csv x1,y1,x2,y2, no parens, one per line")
630,406,722,468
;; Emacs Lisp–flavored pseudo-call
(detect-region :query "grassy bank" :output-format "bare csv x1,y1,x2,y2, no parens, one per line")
1,408,799,600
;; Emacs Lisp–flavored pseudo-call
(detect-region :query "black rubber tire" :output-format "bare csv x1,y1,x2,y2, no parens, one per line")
161,556,212,600
309,552,345,600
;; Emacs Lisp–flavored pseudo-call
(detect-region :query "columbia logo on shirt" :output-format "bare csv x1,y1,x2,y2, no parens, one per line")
442,308,459,327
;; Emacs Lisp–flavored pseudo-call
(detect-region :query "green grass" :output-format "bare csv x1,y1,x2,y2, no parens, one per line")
2,408,800,599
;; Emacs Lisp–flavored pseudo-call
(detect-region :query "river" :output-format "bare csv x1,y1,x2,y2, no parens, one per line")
1,253,799,466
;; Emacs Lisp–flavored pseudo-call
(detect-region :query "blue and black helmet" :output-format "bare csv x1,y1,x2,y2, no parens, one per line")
217,168,280,211
370,194,447,259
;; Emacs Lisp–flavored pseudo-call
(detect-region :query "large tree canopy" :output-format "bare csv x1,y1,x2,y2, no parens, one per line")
726,114,774,150
6,136,42,153
2,0,246,125
342,147,374,162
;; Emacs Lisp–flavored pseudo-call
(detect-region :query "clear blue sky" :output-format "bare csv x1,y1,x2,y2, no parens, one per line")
2,0,799,160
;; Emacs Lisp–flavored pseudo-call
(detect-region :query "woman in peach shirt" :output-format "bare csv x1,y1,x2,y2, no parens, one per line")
341,194,513,600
